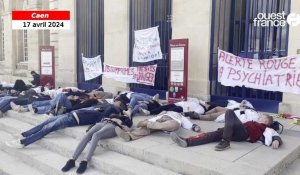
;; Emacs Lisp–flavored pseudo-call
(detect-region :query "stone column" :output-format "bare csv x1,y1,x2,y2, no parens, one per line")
50,0,76,87
172,0,212,100
102,0,130,93
279,0,300,115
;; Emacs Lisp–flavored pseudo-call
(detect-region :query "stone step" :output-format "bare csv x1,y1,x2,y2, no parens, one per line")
6,111,300,175
0,116,180,175
0,150,44,175
281,157,300,175
0,130,105,175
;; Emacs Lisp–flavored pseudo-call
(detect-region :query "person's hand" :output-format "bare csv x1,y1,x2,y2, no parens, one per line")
272,140,280,149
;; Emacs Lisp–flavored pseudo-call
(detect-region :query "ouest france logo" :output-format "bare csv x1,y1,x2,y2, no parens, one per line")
253,11,300,27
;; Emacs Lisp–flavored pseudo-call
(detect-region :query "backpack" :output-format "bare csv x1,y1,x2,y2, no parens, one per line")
270,121,284,134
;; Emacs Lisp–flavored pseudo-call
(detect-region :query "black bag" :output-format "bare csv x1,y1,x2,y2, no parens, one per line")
270,121,284,134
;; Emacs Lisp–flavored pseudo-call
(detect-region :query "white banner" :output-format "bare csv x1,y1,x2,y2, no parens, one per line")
82,55,103,81
103,64,157,86
218,49,300,94
132,26,163,63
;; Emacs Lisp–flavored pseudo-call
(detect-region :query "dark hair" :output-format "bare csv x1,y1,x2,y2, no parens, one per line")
30,71,36,74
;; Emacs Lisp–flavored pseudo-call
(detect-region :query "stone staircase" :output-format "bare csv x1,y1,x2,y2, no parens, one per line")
1,111,300,175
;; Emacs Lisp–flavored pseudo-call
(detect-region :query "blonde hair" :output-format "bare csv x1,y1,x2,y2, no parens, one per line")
261,113,274,126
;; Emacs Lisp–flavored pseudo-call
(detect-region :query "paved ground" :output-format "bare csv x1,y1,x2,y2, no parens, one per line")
0,110,300,175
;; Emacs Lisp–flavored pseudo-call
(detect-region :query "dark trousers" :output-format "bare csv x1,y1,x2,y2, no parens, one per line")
187,110,249,147
150,104,183,115
66,99,98,112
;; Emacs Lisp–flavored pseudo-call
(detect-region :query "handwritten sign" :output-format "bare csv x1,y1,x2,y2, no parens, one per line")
218,49,300,94
104,64,157,86
82,55,103,81
132,26,163,63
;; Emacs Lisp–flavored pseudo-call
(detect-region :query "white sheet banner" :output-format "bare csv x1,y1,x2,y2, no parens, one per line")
132,26,163,63
218,49,300,94
103,64,157,86
82,55,103,81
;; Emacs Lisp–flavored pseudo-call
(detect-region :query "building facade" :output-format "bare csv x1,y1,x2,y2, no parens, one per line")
0,0,300,114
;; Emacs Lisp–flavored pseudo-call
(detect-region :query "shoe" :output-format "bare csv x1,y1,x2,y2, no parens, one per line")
61,159,76,172
5,140,24,149
12,133,25,140
123,109,132,118
170,132,188,148
0,111,3,118
137,120,149,128
115,127,131,142
152,94,159,101
76,161,88,174
10,102,21,111
215,139,230,151
139,108,150,116
28,105,36,114
18,106,29,113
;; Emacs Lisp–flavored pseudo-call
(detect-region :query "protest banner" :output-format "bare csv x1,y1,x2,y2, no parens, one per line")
103,64,157,86
132,26,163,63
82,55,103,81
218,49,300,94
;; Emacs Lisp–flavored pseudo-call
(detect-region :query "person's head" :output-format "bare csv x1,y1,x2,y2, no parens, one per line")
113,99,127,110
258,113,274,126
30,71,37,76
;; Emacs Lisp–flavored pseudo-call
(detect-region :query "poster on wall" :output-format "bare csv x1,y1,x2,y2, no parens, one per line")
103,64,157,86
168,39,189,103
218,49,300,94
132,26,163,63
39,46,55,87
82,55,103,81
170,47,184,70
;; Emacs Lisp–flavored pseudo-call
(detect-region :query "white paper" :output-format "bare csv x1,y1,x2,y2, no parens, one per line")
82,55,103,81
171,47,184,70
133,26,163,63
41,51,52,67
171,71,184,83
41,67,52,75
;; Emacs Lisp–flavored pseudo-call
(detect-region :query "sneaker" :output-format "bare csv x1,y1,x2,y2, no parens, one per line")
170,132,188,148
76,161,88,174
10,102,21,111
137,120,149,128
61,159,76,172
12,133,25,140
5,140,24,149
152,94,160,101
28,105,36,114
215,139,230,151
123,109,132,118
18,106,29,113
139,108,150,116
115,127,131,142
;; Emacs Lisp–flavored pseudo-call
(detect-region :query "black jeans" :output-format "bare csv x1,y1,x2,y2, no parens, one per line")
149,104,183,115
187,110,249,147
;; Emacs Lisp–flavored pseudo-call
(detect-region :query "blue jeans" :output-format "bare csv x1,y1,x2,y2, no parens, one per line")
0,98,29,113
0,96,18,112
21,113,77,146
128,93,152,109
32,93,72,114
132,103,148,116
